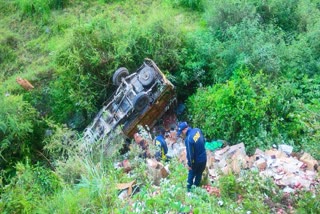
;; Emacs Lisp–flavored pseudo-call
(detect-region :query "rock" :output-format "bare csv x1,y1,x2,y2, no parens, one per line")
255,158,267,171
254,148,265,156
122,159,132,173
230,150,248,174
214,146,230,161
221,165,232,174
278,144,293,156
247,156,255,168
206,151,216,167
265,149,287,159
283,186,295,193
299,153,318,171
146,159,169,186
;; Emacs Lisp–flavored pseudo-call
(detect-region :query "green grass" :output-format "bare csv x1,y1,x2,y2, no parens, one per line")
1,0,319,213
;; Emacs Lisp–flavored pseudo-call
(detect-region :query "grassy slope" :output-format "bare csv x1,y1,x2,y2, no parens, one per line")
0,1,319,213
0,0,200,122
0,0,199,88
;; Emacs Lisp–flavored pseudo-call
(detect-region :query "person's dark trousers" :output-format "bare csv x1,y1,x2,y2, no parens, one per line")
187,161,206,191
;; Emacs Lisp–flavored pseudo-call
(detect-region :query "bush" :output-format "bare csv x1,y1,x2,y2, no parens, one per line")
15,0,50,23
173,0,320,102
216,19,285,79
167,0,205,11
205,0,317,36
174,29,219,99
37,130,126,213
187,68,320,154
14,0,72,24
283,20,320,76
0,91,38,174
218,173,239,200
265,0,301,33
204,0,257,35
295,189,320,214
0,162,62,213
175,18,286,101
187,69,270,152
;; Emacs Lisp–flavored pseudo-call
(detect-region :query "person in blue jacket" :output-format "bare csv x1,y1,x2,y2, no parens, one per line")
154,126,168,161
177,121,207,192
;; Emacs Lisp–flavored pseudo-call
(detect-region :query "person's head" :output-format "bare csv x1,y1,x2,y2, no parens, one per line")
134,132,143,144
177,121,189,137
170,124,176,132
156,126,166,136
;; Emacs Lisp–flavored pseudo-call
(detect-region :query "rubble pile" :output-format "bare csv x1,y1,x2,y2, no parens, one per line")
207,143,319,192
165,127,319,191
116,131,318,199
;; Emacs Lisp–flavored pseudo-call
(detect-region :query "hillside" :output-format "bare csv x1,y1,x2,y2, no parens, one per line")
0,0,319,213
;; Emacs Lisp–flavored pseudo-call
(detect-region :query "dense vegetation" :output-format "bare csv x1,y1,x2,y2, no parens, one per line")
0,0,319,213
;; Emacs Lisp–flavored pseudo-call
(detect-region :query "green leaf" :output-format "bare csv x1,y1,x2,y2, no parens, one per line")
0,121,7,134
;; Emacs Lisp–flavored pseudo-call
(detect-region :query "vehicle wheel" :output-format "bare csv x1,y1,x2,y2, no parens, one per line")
133,92,150,112
138,67,155,87
112,67,129,86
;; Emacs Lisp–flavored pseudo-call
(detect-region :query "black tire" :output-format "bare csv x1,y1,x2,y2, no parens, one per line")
138,67,155,86
133,92,150,112
112,67,129,86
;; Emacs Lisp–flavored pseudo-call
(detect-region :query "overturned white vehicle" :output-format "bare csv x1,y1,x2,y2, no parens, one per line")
83,58,176,144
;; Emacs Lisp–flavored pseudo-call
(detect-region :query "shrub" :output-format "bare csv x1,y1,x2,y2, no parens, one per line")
43,121,80,161
167,0,205,11
0,91,38,174
37,129,126,213
187,69,271,152
295,189,320,214
215,18,285,77
187,68,320,154
204,0,257,35
175,18,286,101
283,20,320,76
0,161,62,213
14,0,72,24
15,0,51,23
49,24,105,127
265,0,301,34
204,0,317,36
174,29,219,100
286,98,320,159
218,173,239,200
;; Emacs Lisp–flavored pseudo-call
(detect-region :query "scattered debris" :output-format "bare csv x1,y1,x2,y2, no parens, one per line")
116,180,137,200
122,159,132,173
300,152,318,171
16,77,34,90
206,143,319,192
205,140,224,151
146,158,170,186
278,144,293,156
115,125,318,202
202,184,220,196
